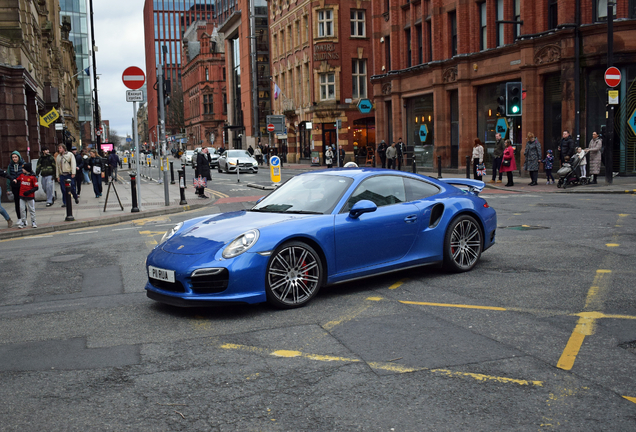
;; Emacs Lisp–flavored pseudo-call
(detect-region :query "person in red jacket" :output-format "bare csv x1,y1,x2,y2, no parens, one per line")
16,162,38,228
500,140,518,187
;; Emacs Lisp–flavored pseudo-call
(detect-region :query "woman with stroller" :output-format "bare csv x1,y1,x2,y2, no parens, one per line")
523,132,542,186
500,140,517,187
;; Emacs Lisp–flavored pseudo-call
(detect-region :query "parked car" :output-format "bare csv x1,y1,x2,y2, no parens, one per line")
145,169,497,309
181,150,195,166
217,149,259,173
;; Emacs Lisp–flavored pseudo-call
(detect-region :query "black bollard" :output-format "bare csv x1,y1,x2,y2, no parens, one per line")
128,156,131,169
129,172,140,212
64,178,75,221
178,169,187,205
170,161,175,184
437,156,442,178
373,155,376,168
466,156,471,179
412,159,417,174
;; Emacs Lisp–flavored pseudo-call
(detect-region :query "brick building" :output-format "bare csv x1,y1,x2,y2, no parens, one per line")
181,22,227,149
269,0,374,163
371,0,636,174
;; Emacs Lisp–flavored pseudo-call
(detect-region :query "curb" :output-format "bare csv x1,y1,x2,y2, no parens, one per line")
0,201,213,241
484,184,636,194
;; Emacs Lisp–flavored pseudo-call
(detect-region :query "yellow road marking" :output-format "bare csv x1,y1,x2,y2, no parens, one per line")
219,343,543,386
133,216,171,226
204,188,228,198
606,243,620,247
322,303,372,331
623,396,636,404
400,300,507,311
138,230,167,236
366,297,384,301
389,278,408,290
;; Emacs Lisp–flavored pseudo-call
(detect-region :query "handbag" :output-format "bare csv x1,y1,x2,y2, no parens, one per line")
477,163,486,176
193,176,207,188
93,166,102,175
502,159,511,167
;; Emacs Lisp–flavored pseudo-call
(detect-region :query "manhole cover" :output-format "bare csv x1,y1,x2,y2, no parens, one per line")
500,225,550,230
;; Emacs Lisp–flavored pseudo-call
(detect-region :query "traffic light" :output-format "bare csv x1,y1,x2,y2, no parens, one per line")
506,82,522,116
496,95,506,117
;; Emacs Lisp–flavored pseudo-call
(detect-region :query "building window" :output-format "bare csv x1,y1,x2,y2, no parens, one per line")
548,0,558,29
480,2,487,51
416,24,423,64
426,19,432,62
204,94,213,114
223,93,227,114
281,29,285,54
205,68,209,81
318,10,334,37
273,34,277,57
405,29,412,67
303,15,309,43
352,59,367,99
594,0,617,21
449,12,457,57
385,36,391,71
320,73,335,100
497,0,504,46
350,10,365,37
296,20,301,47
514,0,521,38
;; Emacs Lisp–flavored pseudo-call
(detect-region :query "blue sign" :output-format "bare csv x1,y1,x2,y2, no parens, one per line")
419,124,428,143
126,137,132,143
496,118,508,136
357,99,373,114
270,156,280,167
629,108,636,136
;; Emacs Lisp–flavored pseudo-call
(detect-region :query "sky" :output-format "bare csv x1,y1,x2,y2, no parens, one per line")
92,0,147,139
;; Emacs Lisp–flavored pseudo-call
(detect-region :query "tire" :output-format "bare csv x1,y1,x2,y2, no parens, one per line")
265,241,323,309
557,180,562,188
217,164,223,173
443,215,483,272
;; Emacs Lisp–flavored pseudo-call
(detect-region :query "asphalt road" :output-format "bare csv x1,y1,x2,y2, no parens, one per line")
0,190,635,431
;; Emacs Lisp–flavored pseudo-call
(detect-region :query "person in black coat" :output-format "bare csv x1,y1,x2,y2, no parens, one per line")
71,146,83,197
196,148,211,198
558,131,574,166
377,140,388,168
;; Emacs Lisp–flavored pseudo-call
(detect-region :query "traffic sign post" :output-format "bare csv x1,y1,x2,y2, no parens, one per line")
123,66,146,208
267,124,275,133
604,67,621,88
270,155,281,184
122,66,146,90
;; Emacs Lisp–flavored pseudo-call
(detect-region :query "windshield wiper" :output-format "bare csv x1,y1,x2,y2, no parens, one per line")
251,204,293,212
284,210,323,214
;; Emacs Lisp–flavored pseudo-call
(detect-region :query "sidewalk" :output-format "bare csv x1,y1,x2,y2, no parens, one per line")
0,167,213,240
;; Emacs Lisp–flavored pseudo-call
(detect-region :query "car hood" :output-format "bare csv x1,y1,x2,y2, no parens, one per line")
161,210,309,255
225,156,256,164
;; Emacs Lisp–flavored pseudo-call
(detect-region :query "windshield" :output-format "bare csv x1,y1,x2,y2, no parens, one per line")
186,151,194,155
225,150,252,158
252,174,353,214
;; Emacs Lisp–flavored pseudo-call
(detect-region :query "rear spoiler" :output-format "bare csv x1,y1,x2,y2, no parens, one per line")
439,178,485,195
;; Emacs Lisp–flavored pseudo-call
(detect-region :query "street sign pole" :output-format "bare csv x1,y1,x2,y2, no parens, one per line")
336,121,340,167
605,3,615,184
133,100,142,209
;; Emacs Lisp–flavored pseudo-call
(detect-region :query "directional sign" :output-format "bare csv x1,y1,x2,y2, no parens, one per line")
39,108,60,128
357,99,373,114
270,155,281,183
122,66,146,90
267,124,275,132
628,108,636,136
604,67,621,88
419,124,428,143
126,90,145,102
496,118,509,136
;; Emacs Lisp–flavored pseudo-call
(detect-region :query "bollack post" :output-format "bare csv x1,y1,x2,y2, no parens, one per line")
437,155,442,178
128,157,131,169
129,172,140,212
170,161,175,184
412,159,417,174
178,169,187,205
64,178,75,221
466,156,471,179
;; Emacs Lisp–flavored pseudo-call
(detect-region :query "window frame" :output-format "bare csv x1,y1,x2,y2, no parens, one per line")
350,9,366,37
319,72,336,101
479,2,487,51
352,59,367,99
318,9,334,38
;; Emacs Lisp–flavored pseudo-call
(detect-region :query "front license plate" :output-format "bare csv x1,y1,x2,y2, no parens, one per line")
149,266,175,283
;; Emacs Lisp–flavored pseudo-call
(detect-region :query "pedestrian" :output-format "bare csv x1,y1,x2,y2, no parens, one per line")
71,146,83,197
386,142,398,169
36,146,56,206
7,150,24,220
575,147,587,178
248,145,254,156
108,150,120,182
558,130,574,166
254,145,263,166
15,162,38,228
377,140,388,168
325,146,334,168
490,133,504,183
501,139,517,187
81,152,91,184
587,131,603,184
55,144,79,207
0,168,15,228
87,149,103,198
396,137,405,171
196,148,211,198
524,132,542,186
472,138,485,180
337,145,346,167
542,149,555,184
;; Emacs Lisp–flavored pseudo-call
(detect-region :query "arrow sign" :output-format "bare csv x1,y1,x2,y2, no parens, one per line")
628,108,636,136
419,124,428,143
357,99,373,114
496,118,509,136
39,108,60,128
122,66,146,90
604,67,621,88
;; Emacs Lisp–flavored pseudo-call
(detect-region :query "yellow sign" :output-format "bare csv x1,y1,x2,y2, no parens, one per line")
608,90,619,105
39,108,60,128
270,156,281,183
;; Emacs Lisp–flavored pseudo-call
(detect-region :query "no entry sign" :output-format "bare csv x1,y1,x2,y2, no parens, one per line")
267,124,275,132
122,66,146,90
604,67,621,88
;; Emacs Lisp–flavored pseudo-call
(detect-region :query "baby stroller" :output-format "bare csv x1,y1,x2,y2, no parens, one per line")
556,153,588,189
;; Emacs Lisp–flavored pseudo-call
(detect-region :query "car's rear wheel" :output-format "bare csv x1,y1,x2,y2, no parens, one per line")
443,215,482,272
217,164,223,173
265,241,323,308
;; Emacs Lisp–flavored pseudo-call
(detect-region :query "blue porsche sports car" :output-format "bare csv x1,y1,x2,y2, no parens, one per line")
145,168,496,308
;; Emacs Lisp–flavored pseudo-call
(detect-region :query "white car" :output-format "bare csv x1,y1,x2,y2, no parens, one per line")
181,150,195,166
217,150,259,173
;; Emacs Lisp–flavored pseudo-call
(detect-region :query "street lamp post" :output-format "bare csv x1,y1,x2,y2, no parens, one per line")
88,0,100,153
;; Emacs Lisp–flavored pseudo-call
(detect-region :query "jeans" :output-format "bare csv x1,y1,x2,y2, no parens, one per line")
110,165,118,181
83,169,91,184
492,156,502,181
11,182,20,219
41,175,55,204
0,197,10,221
545,169,554,182
59,174,77,205
91,173,103,196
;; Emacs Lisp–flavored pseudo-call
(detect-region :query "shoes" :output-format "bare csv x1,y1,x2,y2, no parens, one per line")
487,180,496,183
32,223,37,228
199,195,209,199
7,219,13,228
61,204,66,208
75,197,79,204
505,183,514,187
530,182,537,186
496,180,503,183
546,181,550,185
46,203,53,207
17,223,24,229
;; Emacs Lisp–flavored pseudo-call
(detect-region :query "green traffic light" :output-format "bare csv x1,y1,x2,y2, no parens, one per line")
512,106,519,114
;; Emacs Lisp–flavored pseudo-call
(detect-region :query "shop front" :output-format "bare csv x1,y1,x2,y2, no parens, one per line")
405,94,435,168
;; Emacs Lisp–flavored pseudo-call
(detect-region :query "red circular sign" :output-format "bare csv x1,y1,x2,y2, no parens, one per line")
605,67,621,88
267,124,275,132
122,66,146,90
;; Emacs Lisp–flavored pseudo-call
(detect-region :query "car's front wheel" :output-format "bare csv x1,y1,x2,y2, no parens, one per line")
443,215,482,272
265,241,323,308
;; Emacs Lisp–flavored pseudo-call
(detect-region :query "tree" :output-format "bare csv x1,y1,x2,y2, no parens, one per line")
166,81,185,135
109,128,122,149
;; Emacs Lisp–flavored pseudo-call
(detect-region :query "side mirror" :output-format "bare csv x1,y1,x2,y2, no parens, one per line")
349,200,377,219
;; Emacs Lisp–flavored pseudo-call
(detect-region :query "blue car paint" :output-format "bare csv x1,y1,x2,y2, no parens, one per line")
145,168,496,305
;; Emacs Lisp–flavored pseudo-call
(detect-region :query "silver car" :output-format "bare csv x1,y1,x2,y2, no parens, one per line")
181,150,195,166
217,149,259,173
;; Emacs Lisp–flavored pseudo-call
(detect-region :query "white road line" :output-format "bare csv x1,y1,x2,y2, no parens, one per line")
25,235,53,239
111,227,138,231
68,231,98,235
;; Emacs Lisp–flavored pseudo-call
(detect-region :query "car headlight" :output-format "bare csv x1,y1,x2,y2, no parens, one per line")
160,222,183,244
229,160,237,166
222,229,260,258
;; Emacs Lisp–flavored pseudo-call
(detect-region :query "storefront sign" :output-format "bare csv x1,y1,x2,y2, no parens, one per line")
314,44,339,61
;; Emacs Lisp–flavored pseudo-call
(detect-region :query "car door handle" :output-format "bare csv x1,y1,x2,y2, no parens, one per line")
404,215,418,223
